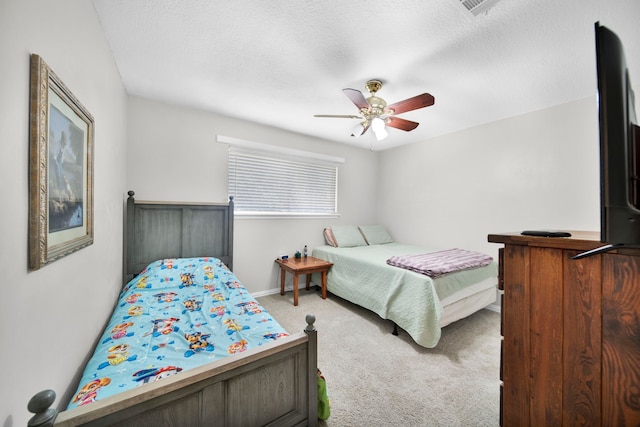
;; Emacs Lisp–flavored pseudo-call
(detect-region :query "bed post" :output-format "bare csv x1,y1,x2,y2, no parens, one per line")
227,196,234,271
124,190,136,283
27,389,57,427
305,314,318,424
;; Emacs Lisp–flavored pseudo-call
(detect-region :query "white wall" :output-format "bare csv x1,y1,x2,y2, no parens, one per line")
0,1,127,426
124,91,607,317
377,97,605,310
377,97,602,260
126,96,379,294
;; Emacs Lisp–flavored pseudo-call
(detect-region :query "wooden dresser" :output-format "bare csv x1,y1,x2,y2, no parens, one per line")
488,231,640,426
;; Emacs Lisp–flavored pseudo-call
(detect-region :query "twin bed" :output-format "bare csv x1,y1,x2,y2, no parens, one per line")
28,192,318,427
313,225,498,348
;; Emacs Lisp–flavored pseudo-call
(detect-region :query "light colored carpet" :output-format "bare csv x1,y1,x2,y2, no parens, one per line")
257,289,501,427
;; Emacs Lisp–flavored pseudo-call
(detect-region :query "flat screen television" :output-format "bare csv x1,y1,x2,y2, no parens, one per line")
575,22,640,259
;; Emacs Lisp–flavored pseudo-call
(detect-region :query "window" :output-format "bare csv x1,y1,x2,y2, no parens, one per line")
219,136,343,217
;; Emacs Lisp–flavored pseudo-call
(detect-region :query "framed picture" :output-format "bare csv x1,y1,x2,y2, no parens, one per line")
29,54,94,270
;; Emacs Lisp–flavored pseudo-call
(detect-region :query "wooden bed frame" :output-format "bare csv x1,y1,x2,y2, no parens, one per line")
28,191,319,427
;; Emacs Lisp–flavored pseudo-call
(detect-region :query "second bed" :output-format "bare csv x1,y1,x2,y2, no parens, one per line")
312,226,498,348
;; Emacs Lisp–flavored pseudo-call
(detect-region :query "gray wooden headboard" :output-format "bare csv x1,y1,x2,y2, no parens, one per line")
124,191,234,283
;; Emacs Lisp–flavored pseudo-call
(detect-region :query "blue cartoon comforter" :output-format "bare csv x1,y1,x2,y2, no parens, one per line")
67,257,288,408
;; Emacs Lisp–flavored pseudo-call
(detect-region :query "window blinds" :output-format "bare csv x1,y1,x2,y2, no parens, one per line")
228,148,338,216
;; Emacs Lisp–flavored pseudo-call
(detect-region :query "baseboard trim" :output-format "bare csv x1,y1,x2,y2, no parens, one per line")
253,283,318,299
252,288,281,298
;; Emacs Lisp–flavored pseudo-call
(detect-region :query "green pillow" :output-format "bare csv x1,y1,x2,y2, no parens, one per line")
331,225,367,247
358,225,393,245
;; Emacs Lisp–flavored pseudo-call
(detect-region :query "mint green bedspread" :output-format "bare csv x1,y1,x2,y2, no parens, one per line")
312,243,498,348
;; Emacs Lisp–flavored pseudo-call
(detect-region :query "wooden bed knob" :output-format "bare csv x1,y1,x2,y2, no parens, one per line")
305,314,316,332
27,390,57,427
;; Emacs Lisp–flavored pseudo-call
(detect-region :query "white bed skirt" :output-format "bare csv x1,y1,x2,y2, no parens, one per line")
439,276,498,327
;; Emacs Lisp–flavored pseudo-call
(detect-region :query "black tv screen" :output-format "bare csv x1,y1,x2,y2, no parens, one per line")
595,22,640,248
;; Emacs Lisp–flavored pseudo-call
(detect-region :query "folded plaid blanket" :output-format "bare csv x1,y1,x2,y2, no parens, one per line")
387,248,493,278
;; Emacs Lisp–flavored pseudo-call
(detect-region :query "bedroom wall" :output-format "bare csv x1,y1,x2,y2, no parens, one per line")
377,96,602,311
377,97,602,259
127,93,610,309
126,96,379,294
0,1,127,426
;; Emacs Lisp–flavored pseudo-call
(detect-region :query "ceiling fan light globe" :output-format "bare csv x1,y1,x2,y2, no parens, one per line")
372,120,388,140
374,129,388,141
371,117,386,131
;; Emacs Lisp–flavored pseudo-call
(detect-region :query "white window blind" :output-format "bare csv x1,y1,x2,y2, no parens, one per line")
225,141,341,217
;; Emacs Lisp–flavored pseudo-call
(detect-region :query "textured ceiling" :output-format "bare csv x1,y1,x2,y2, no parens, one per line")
92,0,640,150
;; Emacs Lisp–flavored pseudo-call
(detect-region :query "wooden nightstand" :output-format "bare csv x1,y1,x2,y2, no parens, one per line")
275,256,333,306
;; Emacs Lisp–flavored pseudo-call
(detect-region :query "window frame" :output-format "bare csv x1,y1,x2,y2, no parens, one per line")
218,135,344,219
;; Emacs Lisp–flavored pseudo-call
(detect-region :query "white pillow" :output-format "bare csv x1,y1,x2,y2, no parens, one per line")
358,225,393,245
331,225,368,247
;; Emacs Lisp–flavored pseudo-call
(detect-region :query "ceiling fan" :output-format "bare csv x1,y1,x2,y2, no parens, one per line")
314,79,435,140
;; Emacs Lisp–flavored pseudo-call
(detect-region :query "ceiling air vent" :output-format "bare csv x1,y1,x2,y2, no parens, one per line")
450,0,501,17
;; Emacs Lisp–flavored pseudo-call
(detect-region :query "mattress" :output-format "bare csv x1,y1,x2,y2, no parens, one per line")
67,257,288,408
312,243,498,348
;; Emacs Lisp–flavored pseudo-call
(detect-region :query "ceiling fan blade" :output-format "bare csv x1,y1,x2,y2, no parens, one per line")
342,88,370,111
386,116,420,132
385,93,435,115
314,114,363,119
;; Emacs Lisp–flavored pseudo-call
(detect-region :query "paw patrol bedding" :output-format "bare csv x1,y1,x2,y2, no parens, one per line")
67,257,288,408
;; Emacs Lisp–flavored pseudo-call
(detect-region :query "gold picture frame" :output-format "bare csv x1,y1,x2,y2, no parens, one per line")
29,54,94,270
